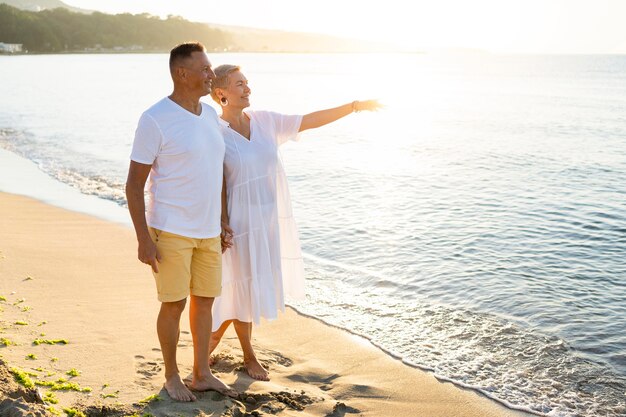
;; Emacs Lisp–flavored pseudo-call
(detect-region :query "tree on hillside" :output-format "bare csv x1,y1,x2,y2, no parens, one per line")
0,4,231,52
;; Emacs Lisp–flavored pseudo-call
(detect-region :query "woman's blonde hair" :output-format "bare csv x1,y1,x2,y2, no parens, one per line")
210,64,241,104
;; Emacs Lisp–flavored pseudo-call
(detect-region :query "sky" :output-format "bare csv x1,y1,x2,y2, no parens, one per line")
65,0,626,54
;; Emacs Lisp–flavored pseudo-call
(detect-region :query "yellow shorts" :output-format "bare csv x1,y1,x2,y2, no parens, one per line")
149,228,222,302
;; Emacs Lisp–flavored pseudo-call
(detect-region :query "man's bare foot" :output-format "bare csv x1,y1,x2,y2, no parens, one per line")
244,357,270,381
164,374,196,402
188,373,238,398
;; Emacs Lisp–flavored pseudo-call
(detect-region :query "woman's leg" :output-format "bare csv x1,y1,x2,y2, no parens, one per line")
233,320,270,381
208,319,233,365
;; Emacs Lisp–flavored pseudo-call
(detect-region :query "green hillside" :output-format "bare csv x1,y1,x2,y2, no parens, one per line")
0,4,230,52
0,3,396,53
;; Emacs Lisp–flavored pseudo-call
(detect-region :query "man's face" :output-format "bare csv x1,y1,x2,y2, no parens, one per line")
183,51,216,96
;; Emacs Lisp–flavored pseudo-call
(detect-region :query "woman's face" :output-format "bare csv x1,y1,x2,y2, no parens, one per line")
223,70,251,109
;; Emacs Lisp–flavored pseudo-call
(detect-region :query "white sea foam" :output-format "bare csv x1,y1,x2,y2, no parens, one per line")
0,148,130,227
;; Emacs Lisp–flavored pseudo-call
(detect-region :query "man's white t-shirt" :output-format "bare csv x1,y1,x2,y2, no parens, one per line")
130,97,225,239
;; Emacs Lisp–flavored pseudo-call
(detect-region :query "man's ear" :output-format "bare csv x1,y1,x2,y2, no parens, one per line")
175,66,186,81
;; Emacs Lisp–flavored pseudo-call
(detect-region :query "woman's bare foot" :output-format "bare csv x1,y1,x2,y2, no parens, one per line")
244,357,270,381
187,373,238,398
164,374,196,402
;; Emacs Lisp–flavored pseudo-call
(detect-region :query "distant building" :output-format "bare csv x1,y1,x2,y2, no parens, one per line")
0,43,23,53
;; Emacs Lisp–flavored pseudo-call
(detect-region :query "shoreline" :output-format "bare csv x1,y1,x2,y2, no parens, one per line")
0,191,535,416
285,305,543,416
257,306,537,417
0,148,130,228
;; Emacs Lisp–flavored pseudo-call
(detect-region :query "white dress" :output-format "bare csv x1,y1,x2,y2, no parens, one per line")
212,110,306,331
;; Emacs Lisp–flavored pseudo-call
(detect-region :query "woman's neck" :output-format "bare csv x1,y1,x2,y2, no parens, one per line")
221,107,248,126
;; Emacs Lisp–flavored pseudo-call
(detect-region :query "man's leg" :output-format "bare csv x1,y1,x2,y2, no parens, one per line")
157,299,196,402
187,295,238,397
233,320,270,381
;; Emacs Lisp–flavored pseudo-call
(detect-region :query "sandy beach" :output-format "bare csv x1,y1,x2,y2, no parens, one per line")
0,192,534,417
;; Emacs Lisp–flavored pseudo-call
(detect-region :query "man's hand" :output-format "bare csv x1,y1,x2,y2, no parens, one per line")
138,236,161,273
221,222,234,254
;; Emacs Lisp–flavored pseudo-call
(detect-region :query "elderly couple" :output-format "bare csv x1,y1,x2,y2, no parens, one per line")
125,42,380,402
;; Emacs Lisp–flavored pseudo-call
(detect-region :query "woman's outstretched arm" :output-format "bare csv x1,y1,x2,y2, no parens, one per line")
299,99,382,132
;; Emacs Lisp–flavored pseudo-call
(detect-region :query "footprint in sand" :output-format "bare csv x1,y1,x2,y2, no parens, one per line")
210,352,239,374
325,402,361,417
239,391,319,414
133,355,162,387
257,348,293,368
287,371,339,387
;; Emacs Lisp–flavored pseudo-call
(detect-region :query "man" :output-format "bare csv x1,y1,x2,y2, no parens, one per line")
126,42,236,402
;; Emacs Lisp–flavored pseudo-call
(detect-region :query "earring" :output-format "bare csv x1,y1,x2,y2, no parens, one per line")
220,97,229,107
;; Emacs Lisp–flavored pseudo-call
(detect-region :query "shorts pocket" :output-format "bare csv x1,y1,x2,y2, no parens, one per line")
149,227,162,242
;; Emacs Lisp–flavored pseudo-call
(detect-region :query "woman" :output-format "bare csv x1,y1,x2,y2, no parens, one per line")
209,64,381,380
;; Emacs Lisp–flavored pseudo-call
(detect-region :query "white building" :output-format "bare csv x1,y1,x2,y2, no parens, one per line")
0,43,23,53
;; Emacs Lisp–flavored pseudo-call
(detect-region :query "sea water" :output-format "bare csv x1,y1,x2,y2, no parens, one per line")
1,53,625,416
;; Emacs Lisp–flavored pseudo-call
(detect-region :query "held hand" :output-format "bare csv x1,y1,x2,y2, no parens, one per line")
352,99,384,112
221,222,235,253
138,238,161,273
221,238,233,253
